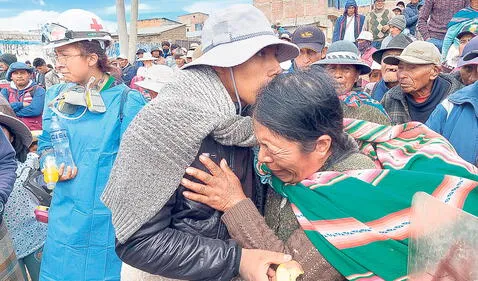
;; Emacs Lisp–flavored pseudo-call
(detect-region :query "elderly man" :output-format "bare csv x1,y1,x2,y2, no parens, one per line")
426,42,478,165
370,34,412,101
288,25,326,71
117,54,138,86
381,41,463,124
457,36,478,85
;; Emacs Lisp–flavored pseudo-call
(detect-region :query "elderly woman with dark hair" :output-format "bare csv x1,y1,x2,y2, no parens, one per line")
180,68,478,280
182,69,375,281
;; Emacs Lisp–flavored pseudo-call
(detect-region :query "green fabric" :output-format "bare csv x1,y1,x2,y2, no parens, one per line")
256,119,478,280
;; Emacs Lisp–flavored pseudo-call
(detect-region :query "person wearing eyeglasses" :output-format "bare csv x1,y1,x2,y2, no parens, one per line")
37,9,146,281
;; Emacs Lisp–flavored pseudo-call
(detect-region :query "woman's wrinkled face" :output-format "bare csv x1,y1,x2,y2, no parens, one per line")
325,64,360,93
54,44,90,84
254,121,331,184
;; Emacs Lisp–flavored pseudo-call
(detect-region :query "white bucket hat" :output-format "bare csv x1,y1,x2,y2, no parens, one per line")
182,4,299,69
138,52,155,61
135,65,175,93
357,31,373,42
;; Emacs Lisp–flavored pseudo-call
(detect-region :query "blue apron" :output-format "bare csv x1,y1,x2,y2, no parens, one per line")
38,81,146,281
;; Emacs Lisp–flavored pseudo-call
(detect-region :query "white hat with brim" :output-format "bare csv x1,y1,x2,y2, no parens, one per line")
182,4,299,70
138,53,156,61
383,40,441,66
183,34,298,69
135,80,168,93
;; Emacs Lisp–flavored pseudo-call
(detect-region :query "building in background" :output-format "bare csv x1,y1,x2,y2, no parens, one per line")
254,0,398,41
177,12,209,40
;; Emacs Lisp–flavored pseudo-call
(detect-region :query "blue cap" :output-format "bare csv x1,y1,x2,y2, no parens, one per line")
6,62,33,81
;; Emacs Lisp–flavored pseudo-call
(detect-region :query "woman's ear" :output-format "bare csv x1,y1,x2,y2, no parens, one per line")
314,135,332,158
87,53,99,67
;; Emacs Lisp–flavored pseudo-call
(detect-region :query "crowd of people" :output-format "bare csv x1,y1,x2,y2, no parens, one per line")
0,1,477,281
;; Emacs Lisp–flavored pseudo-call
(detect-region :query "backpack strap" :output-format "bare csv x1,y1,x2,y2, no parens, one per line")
119,86,131,122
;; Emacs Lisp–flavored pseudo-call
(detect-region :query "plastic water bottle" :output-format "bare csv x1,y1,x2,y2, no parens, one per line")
50,115,75,176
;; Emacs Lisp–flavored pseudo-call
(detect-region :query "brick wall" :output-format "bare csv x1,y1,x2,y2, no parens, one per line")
177,13,209,32
138,18,179,28
136,25,188,43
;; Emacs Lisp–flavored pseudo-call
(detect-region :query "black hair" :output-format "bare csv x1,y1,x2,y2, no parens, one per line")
33,57,46,68
161,41,171,47
253,68,347,153
47,64,53,69
75,40,119,80
3,126,28,162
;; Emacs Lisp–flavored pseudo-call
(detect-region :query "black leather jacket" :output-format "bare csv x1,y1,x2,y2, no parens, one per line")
116,135,262,281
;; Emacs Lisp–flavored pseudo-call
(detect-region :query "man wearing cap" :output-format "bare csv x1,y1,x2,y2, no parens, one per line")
117,54,138,86
426,40,478,166
417,0,468,51
370,34,412,101
103,4,300,281
290,25,326,71
151,46,163,59
332,0,365,43
363,0,393,49
392,6,403,16
381,41,463,125
381,15,406,49
456,36,478,85
135,49,146,67
0,54,17,81
403,0,422,36
0,62,45,130
443,23,477,69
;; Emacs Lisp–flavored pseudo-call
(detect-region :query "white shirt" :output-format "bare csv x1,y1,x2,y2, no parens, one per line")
344,16,356,42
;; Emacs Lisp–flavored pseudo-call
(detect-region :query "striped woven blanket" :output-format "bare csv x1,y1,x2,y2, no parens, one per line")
257,119,478,280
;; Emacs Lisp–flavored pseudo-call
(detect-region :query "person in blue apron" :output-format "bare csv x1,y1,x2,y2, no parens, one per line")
37,9,146,281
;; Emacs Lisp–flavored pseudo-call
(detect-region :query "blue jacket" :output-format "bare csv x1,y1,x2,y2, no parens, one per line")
0,129,16,218
426,81,478,166
333,0,365,42
371,79,391,102
404,2,420,36
38,80,146,281
1,81,45,118
121,63,138,86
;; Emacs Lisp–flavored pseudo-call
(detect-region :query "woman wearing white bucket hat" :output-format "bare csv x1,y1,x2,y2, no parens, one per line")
37,9,147,281
103,3,299,281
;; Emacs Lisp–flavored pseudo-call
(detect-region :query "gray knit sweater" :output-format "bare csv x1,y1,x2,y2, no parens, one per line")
101,66,256,243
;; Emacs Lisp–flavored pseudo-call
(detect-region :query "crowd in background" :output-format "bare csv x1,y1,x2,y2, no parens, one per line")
0,1,477,281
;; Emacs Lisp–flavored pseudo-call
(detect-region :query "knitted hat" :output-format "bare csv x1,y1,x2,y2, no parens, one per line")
388,15,406,31
313,40,372,75
372,34,413,63
0,53,17,67
6,62,34,81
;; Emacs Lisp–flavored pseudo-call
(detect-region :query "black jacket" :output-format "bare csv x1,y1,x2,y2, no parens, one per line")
116,135,263,280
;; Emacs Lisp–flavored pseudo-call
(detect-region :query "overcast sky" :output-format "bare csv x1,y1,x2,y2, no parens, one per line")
0,0,251,32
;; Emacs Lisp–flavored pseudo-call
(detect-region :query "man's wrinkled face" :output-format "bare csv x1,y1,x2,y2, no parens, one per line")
397,62,437,95
295,48,323,70
381,50,401,83
460,64,478,86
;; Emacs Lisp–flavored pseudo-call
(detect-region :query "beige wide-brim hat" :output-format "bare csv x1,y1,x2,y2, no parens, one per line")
383,41,441,66
182,4,299,69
